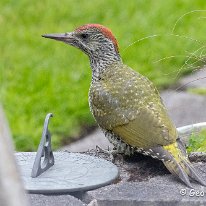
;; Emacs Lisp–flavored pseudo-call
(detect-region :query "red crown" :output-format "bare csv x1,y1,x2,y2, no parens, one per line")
75,24,119,52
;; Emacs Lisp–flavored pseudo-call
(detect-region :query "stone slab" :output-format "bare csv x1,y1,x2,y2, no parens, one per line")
61,129,112,152
81,159,206,206
28,194,85,206
179,68,206,89
161,91,206,127
85,176,206,206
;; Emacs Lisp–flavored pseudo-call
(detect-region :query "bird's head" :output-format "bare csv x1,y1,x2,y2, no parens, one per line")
42,24,119,57
42,24,122,79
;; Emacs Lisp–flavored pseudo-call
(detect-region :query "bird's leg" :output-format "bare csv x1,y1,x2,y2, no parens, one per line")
95,145,119,162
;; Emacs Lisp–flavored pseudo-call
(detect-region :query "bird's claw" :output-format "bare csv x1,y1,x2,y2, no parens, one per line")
95,145,118,162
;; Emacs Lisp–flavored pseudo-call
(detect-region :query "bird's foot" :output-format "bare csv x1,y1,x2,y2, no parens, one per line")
95,145,120,162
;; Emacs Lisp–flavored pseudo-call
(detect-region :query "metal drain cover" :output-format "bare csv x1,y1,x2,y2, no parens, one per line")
16,152,119,194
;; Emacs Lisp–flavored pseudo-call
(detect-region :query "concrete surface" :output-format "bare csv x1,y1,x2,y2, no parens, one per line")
179,68,206,89
84,174,206,206
161,90,206,127
73,152,206,206
28,194,85,206
61,129,112,152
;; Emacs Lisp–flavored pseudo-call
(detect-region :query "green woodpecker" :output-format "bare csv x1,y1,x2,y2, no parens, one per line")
43,24,205,187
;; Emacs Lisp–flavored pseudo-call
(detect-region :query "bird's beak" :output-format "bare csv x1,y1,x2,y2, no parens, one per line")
42,32,75,44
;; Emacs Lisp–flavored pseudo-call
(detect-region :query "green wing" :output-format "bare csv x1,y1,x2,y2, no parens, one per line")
89,63,178,149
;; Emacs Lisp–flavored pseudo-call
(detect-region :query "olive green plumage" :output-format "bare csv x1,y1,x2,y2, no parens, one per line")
89,62,177,149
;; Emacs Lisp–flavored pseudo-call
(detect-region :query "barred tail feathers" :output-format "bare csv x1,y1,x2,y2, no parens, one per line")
142,139,206,187
162,141,206,188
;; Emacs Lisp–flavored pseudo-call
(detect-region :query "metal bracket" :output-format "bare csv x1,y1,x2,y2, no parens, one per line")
31,113,54,178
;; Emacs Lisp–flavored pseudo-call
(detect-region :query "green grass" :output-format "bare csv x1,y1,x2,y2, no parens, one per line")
187,130,206,153
188,88,206,95
1,0,206,151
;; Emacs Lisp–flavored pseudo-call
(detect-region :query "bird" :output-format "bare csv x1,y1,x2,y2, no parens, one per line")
42,24,205,188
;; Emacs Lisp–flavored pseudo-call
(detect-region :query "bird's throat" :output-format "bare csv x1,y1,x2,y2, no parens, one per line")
89,53,122,81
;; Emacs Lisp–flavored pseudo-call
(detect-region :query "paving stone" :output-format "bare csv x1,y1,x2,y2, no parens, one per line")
81,159,206,206
84,176,206,206
28,194,85,206
61,129,111,152
161,90,206,127
179,68,206,89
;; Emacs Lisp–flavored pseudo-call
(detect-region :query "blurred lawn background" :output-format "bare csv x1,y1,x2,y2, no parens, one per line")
1,0,206,151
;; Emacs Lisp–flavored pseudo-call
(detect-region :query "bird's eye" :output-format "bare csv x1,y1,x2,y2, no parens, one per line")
80,33,88,39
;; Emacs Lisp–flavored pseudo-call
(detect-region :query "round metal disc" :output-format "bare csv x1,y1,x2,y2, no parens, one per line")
16,152,119,194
